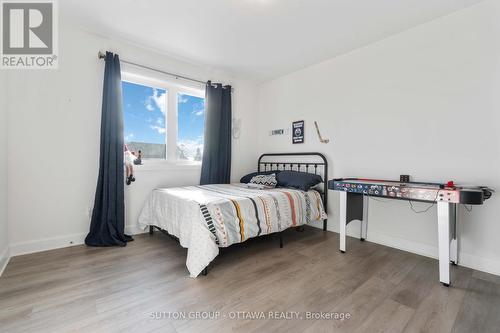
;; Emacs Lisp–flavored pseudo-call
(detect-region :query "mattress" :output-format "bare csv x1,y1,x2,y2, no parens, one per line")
138,183,327,277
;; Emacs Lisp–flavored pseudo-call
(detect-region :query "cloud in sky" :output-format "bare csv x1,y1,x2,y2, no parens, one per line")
178,94,189,104
150,125,166,134
152,89,167,114
193,109,204,116
177,138,204,160
145,88,167,114
125,133,134,142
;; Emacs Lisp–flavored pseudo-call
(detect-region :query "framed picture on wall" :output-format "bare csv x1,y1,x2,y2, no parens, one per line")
292,120,304,144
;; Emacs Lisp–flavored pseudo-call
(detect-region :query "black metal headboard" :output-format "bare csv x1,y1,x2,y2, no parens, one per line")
258,152,328,231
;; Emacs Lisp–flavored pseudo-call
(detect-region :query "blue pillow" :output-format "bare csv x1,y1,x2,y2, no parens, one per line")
276,171,323,191
240,170,281,183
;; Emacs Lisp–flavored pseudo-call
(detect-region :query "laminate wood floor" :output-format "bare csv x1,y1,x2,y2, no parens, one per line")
1,226,499,333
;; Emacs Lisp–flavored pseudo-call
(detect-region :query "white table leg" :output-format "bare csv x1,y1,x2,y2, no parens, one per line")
360,195,369,241
437,201,451,286
339,191,347,253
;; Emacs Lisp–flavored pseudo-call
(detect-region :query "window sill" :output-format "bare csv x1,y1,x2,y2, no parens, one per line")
133,160,202,172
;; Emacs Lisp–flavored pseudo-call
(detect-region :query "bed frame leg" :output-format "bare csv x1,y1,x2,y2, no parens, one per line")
279,235,284,248
149,226,154,236
202,267,208,276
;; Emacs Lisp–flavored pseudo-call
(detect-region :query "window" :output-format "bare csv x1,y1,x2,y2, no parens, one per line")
121,73,205,165
123,81,167,159
177,94,205,162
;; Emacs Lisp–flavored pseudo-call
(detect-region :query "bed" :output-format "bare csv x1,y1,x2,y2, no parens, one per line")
138,153,328,277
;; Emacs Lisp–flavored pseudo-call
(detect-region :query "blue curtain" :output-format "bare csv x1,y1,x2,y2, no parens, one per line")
200,81,232,185
85,52,133,247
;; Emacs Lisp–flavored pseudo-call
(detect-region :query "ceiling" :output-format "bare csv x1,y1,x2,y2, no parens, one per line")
61,0,483,82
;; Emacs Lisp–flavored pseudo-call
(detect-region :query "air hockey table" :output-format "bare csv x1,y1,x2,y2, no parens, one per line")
329,178,493,286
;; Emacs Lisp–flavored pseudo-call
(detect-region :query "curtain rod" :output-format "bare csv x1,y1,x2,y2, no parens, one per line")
98,51,232,90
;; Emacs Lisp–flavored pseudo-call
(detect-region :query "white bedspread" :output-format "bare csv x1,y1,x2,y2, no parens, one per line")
138,183,327,277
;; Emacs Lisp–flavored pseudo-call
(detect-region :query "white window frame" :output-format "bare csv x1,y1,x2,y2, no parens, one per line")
121,63,205,171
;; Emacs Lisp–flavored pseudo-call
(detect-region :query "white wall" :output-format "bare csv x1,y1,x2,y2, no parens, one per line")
0,71,9,274
6,19,259,255
258,1,500,275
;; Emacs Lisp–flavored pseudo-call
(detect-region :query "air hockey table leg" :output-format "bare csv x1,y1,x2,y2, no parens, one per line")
450,203,458,266
360,195,369,241
339,191,347,253
437,201,452,286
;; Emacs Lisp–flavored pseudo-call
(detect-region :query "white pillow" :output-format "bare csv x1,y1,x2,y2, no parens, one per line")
249,173,277,188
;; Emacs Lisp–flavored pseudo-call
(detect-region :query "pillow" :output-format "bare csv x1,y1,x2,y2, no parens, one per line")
240,170,281,183
249,174,277,188
276,171,323,191
245,183,269,190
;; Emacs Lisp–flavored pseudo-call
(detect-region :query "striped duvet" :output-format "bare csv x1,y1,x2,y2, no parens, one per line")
138,183,327,277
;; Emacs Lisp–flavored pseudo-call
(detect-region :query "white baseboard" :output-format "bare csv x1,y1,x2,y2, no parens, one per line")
313,223,500,277
8,224,500,277
459,253,500,277
0,246,10,277
10,233,88,256
125,224,148,236
366,230,500,277
10,225,147,257
365,230,439,260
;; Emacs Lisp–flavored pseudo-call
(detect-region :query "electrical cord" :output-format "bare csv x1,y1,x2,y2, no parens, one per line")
408,200,436,214
367,186,479,214
368,189,440,214
407,189,440,214
462,204,473,212
368,196,393,203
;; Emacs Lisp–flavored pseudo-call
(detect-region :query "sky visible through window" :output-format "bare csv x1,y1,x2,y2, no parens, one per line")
123,81,166,145
177,94,205,161
122,81,205,161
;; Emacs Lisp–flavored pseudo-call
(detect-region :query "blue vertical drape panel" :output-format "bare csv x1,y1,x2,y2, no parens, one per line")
85,52,132,247
200,81,232,185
